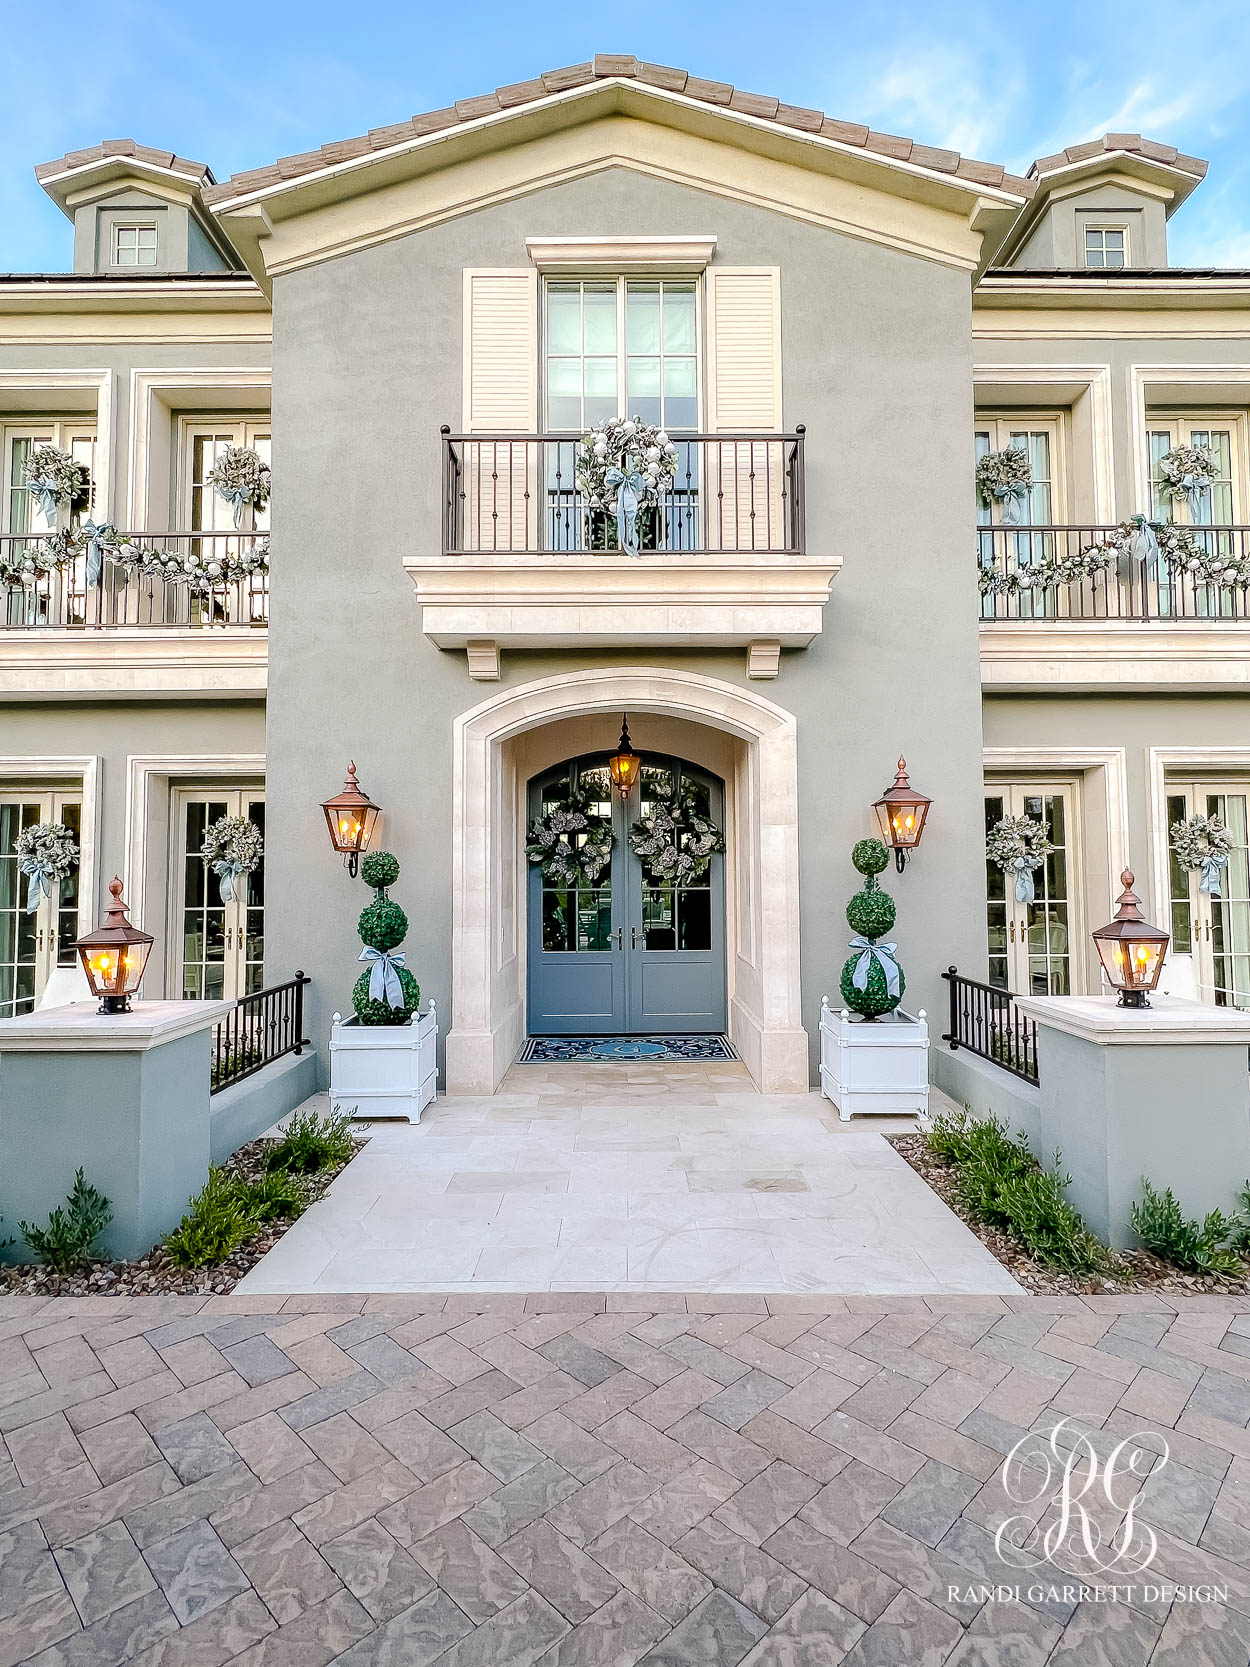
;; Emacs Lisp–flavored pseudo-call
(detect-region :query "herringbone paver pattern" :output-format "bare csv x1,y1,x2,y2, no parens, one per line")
3,1294,1250,1665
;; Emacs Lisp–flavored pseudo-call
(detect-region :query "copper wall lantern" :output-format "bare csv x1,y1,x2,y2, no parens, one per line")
321,762,382,877
607,716,642,801
873,758,933,873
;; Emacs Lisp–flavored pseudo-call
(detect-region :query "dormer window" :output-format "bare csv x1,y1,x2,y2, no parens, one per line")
1084,226,1126,269
113,223,158,268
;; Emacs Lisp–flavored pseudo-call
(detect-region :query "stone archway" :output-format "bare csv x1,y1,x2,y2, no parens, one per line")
446,667,805,1095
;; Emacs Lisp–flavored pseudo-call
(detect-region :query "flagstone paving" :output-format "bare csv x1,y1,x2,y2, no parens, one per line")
237,1065,1019,1296
4,1293,1250,1664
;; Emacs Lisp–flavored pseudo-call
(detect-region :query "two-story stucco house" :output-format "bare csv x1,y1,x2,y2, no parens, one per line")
2,58,1247,1097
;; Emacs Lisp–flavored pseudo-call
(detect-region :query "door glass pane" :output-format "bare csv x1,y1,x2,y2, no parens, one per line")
55,801,81,966
984,795,1009,989
1207,792,1250,1009
0,801,41,1017
1022,792,1070,995
181,797,228,1000
1167,792,1193,951
644,886,675,951
243,798,265,994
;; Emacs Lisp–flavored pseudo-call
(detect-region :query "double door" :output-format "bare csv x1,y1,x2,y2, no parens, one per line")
175,790,265,1001
985,784,1079,996
0,791,82,1018
527,757,727,1034
1167,782,1250,1010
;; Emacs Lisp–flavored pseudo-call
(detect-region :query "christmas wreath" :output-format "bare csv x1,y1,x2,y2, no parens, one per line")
628,786,725,883
976,445,1032,526
1171,812,1232,897
986,815,1053,904
576,416,679,555
23,445,89,521
201,815,264,904
1158,444,1216,517
206,445,271,527
14,821,79,913
526,795,614,888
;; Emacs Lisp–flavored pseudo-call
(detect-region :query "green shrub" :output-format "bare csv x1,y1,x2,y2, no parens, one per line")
352,965,420,1027
163,1168,256,1268
925,1111,1109,1276
360,850,399,889
20,1170,113,1273
239,1167,308,1222
1229,1182,1250,1253
1130,1180,1243,1278
264,1106,356,1174
357,897,407,952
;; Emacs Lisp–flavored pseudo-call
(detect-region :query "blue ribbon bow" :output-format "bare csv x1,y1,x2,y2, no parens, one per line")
359,945,407,1008
217,485,250,529
1013,855,1036,904
212,859,245,904
848,936,901,999
1200,852,1229,896
604,465,648,556
78,521,115,587
1179,474,1211,522
18,860,53,914
992,482,1030,527
1126,515,1160,564
30,481,63,522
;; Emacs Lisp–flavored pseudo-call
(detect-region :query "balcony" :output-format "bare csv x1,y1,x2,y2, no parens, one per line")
0,530,268,699
405,430,838,679
977,524,1250,692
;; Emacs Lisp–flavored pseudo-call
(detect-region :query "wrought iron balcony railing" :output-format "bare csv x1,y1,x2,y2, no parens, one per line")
978,524,1250,623
441,430,806,557
0,531,269,630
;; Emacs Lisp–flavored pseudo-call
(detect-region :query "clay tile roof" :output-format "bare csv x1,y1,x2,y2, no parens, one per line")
35,139,213,186
1030,133,1208,180
200,58,1034,206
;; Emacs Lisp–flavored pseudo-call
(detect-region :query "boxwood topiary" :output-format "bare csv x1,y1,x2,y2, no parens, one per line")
840,840,905,1020
351,851,421,1025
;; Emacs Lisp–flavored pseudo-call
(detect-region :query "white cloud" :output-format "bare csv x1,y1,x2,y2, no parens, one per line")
843,41,1022,158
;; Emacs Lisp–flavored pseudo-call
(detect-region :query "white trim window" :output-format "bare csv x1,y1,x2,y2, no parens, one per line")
544,277,699,432
1147,416,1241,525
113,224,158,268
0,789,83,1018
1167,780,1250,1011
985,782,1082,996
1,421,97,535
1083,226,1126,269
181,421,271,532
173,787,265,1001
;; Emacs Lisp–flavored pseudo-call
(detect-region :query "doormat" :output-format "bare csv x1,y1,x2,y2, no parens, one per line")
519,1035,737,1063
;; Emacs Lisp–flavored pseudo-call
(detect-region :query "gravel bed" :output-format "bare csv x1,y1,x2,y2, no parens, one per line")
890,1131,1250,1296
0,1133,366,1298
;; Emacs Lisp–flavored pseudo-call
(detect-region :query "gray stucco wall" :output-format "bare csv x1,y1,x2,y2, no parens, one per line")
266,168,989,1083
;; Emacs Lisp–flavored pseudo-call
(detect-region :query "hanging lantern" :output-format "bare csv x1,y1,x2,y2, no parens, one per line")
321,762,382,878
607,715,642,801
873,757,933,873
75,877,154,1014
1092,869,1170,1008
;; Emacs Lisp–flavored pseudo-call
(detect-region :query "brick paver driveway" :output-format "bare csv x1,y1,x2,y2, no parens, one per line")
3,1292,1250,1666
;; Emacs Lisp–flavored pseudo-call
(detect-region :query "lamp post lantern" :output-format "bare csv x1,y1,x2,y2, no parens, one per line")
75,877,154,1014
1092,869,1170,1008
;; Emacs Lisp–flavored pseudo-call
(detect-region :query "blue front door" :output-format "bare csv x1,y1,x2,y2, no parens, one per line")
527,755,727,1035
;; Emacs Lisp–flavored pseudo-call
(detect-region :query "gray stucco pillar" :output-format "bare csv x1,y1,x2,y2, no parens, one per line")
1015,994,1250,1248
0,1000,232,1261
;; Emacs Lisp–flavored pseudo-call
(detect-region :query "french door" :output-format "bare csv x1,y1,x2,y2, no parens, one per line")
1167,782,1250,1010
0,791,83,1019
985,784,1080,996
975,418,1062,620
174,789,265,1001
182,421,271,533
1,422,97,535
527,756,727,1034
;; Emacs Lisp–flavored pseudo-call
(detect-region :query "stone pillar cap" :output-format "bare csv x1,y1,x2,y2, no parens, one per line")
0,999,235,1053
1014,991,1250,1046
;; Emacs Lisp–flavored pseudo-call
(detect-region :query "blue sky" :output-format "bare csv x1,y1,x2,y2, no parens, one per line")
4,0,1250,269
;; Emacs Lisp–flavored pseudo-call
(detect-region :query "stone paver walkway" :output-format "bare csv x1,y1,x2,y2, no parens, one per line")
3,1292,1250,1665
238,1065,1018,1296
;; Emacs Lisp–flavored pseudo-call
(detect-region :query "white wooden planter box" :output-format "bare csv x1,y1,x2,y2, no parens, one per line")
329,1001,438,1122
819,996,929,1121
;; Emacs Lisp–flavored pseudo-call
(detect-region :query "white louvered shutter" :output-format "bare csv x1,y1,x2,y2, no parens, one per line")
461,270,538,551
705,267,786,550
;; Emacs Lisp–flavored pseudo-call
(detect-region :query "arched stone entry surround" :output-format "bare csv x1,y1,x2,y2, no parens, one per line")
445,667,806,1096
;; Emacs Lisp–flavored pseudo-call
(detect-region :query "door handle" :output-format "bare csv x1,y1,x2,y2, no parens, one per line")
1008,919,1015,943
615,926,623,951
632,926,639,950
37,927,43,951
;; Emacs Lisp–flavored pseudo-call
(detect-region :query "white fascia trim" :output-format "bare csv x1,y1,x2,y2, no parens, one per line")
0,755,101,943
972,362,1115,520
38,156,210,203
1146,745,1250,932
0,280,259,299
977,277,1250,299
207,80,1028,217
